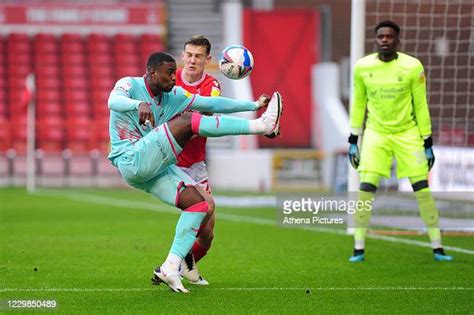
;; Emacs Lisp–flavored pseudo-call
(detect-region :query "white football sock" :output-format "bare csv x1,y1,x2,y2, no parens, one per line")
163,252,181,273
248,118,265,134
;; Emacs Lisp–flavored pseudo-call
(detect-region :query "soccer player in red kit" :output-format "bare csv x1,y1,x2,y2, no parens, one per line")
175,35,220,285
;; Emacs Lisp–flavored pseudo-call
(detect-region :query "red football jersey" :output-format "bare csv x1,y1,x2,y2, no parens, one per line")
175,68,221,167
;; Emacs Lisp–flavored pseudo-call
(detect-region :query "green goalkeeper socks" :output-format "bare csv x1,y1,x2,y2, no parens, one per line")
414,188,442,248
354,190,375,249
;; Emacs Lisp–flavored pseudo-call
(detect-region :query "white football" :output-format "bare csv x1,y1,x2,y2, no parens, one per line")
218,45,254,80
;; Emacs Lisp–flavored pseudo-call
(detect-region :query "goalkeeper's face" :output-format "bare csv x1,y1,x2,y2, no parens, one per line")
376,27,399,57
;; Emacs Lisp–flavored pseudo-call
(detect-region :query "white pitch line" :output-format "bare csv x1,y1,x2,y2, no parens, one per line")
38,190,474,255
1,287,473,293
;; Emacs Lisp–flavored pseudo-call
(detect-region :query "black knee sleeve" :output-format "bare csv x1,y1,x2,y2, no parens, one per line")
360,182,377,192
412,180,429,192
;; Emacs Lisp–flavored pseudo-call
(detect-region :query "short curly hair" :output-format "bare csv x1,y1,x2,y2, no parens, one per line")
375,20,400,36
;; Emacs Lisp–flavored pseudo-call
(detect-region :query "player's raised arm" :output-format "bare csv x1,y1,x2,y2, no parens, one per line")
411,61,432,137
188,93,269,113
108,77,143,112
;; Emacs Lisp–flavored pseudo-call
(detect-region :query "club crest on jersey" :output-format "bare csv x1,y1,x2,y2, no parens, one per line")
183,89,193,98
211,86,220,97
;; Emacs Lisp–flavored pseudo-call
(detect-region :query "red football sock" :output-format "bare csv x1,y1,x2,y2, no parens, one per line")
192,241,209,263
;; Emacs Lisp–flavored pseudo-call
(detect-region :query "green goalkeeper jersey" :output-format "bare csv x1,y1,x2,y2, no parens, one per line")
350,52,432,136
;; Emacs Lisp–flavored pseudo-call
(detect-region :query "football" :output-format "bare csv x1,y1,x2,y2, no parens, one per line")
218,45,254,80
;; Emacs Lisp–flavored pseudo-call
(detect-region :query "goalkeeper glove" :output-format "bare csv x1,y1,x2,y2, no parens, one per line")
424,136,435,171
348,134,360,169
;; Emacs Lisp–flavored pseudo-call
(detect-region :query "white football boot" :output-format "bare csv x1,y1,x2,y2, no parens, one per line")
152,266,190,293
180,253,209,285
261,91,283,138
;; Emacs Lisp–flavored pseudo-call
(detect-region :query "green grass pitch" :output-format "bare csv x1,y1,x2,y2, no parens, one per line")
1,187,473,313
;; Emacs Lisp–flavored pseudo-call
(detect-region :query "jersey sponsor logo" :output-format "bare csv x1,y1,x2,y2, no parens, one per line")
115,81,132,93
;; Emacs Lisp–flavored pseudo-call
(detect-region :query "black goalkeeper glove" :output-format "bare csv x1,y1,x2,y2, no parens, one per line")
424,136,435,171
348,134,360,169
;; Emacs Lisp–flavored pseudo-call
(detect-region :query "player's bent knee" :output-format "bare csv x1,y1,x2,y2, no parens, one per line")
411,180,429,192
177,186,206,210
360,182,377,192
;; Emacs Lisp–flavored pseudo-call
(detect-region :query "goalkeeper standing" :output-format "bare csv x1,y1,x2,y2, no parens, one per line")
348,20,453,262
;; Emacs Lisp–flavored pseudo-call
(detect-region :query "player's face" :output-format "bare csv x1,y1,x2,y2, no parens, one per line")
150,61,177,93
182,44,211,77
376,27,399,57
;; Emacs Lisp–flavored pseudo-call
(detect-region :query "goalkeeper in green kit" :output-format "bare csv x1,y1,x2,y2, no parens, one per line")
348,20,453,262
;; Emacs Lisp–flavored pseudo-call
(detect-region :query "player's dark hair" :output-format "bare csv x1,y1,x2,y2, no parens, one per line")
375,20,400,36
146,52,175,71
184,35,212,56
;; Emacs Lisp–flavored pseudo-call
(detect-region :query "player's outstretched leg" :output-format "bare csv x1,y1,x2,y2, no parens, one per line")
410,176,453,262
191,91,283,138
152,186,210,293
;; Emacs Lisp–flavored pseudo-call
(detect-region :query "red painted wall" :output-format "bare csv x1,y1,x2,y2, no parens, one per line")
244,9,320,147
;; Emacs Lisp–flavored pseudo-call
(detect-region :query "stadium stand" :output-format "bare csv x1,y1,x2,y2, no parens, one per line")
0,32,165,154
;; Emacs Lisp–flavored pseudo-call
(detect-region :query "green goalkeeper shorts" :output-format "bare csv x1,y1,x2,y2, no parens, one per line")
359,126,428,178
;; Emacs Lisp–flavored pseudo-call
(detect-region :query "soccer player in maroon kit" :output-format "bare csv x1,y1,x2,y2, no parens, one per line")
175,35,221,285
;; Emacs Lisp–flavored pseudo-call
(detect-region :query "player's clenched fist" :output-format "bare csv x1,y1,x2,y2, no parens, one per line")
138,102,155,127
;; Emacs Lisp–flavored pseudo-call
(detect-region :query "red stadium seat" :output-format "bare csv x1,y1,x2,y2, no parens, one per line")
115,65,141,78
10,115,27,153
34,41,58,55
88,53,112,66
65,66,87,77
64,90,89,103
65,101,90,118
61,42,84,55
37,115,64,151
92,102,109,120
91,76,114,90
114,53,139,66
61,53,86,65
65,117,93,152
35,33,56,42
7,53,31,65
36,89,61,103
34,34,58,54
115,33,137,42
61,33,82,43
8,64,31,77
36,77,61,89
140,34,162,43
89,65,113,77
0,100,7,118
90,118,110,152
33,53,59,66
63,77,88,90
88,43,111,55
7,76,26,89
36,102,63,118
0,116,12,151
35,65,60,77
